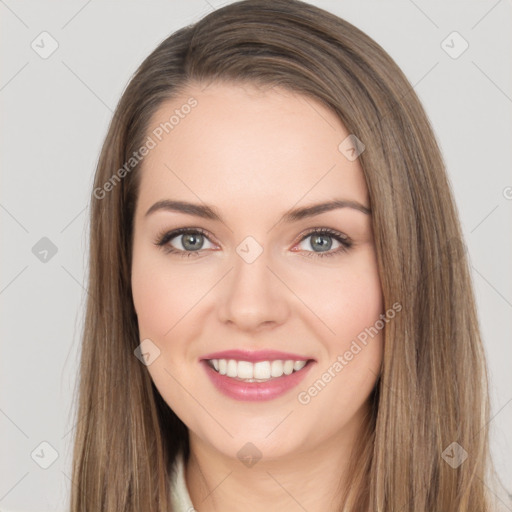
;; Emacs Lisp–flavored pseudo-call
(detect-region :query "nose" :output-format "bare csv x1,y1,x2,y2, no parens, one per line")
217,248,289,332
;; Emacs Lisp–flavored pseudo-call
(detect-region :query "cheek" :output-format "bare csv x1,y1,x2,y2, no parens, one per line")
131,248,200,415
294,277,383,424
131,265,171,338
323,255,384,398
333,266,383,342
131,247,205,339
292,250,383,343
292,250,383,393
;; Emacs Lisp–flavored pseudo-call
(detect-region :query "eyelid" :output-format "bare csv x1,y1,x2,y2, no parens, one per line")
294,226,350,244
292,227,352,258
153,226,218,253
153,226,352,258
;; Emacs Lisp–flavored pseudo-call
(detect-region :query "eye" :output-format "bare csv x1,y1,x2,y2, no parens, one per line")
294,228,352,258
153,227,353,259
153,227,216,258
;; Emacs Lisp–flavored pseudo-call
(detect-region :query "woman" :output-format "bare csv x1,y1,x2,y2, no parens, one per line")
70,0,506,510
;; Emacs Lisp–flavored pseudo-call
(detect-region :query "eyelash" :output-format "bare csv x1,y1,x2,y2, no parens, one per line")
152,227,353,259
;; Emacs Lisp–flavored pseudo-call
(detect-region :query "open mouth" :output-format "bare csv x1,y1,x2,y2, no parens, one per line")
204,358,315,383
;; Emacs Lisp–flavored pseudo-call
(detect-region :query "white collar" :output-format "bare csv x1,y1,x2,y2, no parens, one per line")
170,449,195,511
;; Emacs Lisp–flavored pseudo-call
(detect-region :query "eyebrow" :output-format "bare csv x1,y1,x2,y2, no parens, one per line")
145,198,371,223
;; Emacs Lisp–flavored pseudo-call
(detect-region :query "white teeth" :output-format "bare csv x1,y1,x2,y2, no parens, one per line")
254,361,270,379
283,360,294,375
226,359,237,377
237,360,253,379
208,358,309,380
293,360,307,371
270,360,283,377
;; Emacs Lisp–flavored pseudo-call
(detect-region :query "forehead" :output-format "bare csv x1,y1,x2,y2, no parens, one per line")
136,81,369,217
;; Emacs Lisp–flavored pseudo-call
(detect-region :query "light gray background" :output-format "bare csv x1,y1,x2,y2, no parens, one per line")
1,1,511,511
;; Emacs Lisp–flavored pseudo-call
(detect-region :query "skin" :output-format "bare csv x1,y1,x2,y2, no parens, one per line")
131,81,384,512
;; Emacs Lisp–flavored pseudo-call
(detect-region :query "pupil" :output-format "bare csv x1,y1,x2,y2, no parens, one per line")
311,235,331,252
183,234,203,251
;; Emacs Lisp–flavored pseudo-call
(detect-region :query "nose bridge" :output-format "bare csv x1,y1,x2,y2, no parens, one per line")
217,239,288,329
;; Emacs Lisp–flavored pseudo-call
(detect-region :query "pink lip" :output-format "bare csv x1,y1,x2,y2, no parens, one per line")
200,349,313,363
201,359,315,402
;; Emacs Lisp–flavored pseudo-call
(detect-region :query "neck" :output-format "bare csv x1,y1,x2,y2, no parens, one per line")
184,404,371,512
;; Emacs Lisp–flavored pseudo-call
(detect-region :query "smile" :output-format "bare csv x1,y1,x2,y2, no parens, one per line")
206,358,309,382
201,358,315,401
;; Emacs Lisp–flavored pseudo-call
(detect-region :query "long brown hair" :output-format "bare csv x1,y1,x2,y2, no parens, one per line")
69,1,500,510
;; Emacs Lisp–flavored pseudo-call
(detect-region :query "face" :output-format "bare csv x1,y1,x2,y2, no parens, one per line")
131,81,384,461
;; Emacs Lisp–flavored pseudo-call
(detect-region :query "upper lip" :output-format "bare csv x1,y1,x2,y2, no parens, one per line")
200,349,314,363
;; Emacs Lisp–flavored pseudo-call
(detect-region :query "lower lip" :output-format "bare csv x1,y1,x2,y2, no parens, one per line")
201,360,315,401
